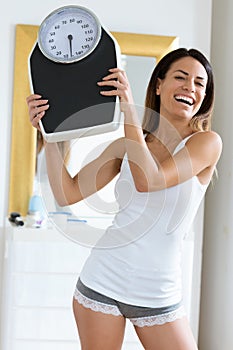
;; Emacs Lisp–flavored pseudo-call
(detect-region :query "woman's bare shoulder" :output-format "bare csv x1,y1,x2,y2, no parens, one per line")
188,130,222,146
186,130,222,164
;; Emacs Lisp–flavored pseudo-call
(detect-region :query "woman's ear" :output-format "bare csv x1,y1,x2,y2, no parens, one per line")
156,78,162,95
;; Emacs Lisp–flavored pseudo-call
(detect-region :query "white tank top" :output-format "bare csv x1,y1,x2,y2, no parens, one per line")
80,136,208,307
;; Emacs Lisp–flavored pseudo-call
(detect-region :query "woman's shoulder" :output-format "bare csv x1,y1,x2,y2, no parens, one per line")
186,130,222,163
187,130,222,147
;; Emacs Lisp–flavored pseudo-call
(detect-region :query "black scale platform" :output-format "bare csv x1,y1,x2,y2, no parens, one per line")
29,28,120,141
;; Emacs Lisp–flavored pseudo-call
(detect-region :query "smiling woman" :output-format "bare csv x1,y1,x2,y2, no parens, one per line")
8,25,179,215
172,69,206,106
18,35,224,349
143,48,214,138
156,57,208,123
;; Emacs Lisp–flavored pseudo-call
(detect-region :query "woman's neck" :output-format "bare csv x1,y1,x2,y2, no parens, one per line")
152,116,194,150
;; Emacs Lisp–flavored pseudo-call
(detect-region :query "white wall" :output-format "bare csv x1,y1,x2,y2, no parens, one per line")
198,0,233,348
0,0,213,344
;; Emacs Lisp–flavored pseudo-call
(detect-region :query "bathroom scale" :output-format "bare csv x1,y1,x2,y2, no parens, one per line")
28,5,122,142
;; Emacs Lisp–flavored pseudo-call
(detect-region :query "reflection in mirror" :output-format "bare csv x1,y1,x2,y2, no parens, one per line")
122,55,156,107
8,25,179,216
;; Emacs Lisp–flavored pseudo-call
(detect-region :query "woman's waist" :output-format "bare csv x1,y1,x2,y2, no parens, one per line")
90,246,181,273
81,252,182,307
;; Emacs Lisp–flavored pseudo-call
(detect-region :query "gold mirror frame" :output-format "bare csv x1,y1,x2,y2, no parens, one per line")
8,24,179,216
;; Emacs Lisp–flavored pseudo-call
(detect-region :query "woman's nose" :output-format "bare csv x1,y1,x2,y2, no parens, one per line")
183,79,195,92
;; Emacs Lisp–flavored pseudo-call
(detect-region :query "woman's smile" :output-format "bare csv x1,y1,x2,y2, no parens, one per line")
156,56,208,120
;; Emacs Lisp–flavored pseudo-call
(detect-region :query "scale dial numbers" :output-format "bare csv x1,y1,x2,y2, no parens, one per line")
38,5,102,63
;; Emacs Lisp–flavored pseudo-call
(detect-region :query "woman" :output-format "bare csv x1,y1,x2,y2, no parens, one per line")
27,48,222,350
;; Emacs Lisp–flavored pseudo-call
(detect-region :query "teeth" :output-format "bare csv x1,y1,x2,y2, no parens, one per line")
175,95,194,106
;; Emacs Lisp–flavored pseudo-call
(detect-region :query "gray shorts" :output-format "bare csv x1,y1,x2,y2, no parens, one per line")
74,278,186,327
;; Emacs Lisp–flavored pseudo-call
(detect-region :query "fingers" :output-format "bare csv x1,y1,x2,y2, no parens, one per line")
31,112,44,130
97,68,130,100
108,67,126,75
26,93,42,104
26,94,49,131
101,68,127,83
27,95,48,112
97,79,125,91
31,103,49,119
98,89,119,97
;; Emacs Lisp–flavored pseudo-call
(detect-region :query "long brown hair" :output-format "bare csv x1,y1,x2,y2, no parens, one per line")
142,48,215,134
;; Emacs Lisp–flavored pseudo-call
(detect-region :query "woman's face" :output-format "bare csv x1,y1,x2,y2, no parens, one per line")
156,56,208,122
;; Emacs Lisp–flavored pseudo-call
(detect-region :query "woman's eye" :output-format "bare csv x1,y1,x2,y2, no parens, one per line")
196,81,205,87
175,76,185,80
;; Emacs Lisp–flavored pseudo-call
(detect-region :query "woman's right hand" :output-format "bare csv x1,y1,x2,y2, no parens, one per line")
26,94,49,130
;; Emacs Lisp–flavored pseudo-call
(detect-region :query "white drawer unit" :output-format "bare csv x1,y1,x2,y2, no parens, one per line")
1,223,144,350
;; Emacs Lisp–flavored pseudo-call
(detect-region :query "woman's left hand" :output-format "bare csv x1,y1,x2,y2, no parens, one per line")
97,68,134,112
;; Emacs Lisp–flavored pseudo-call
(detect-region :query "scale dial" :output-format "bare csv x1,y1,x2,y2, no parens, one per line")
38,5,102,63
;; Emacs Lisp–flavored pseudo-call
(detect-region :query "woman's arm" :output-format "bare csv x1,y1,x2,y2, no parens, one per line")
149,130,222,190
44,139,124,206
98,69,153,191
98,70,222,192
118,126,222,191
27,94,125,206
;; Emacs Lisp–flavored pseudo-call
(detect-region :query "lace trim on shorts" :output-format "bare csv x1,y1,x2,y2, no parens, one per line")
74,288,122,316
130,305,186,327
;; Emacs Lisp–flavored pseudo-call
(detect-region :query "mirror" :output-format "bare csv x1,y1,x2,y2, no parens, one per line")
8,25,179,216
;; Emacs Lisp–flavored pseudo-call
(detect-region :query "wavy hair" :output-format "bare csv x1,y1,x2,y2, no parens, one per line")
142,48,214,134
